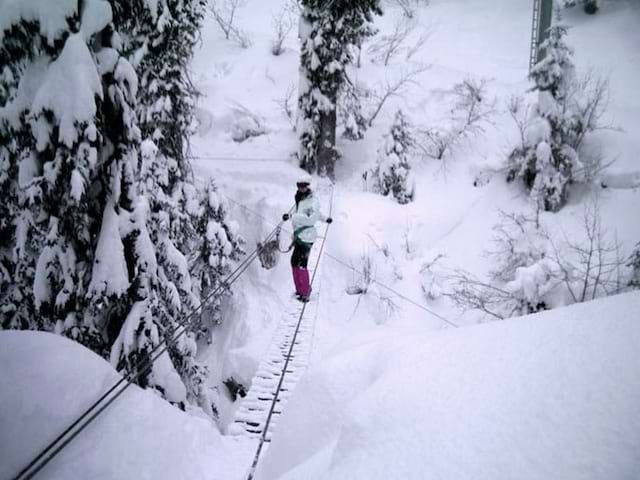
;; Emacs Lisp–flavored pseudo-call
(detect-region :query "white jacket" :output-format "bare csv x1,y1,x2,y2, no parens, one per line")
291,193,325,245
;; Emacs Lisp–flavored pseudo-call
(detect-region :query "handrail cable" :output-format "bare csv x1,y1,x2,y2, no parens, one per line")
192,155,291,163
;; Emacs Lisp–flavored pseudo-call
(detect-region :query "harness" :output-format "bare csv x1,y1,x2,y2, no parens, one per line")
293,225,313,247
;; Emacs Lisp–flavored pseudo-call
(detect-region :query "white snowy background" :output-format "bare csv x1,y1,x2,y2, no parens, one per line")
1,0,639,479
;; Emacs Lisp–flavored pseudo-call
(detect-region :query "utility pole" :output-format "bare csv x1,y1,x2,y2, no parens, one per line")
529,0,553,73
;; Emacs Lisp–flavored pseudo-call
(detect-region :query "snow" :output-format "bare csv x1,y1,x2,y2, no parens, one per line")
96,47,121,76
256,292,640,480
31,33,103,148
87,202,129,299
152,350,188,404
114,57,139,99
143,0,163,23
0,0,111,44
17,152,39,187
0,330,237,480
0,59,48,130
69,168,84,201
109,300,151,366
0,0,77,45
80,0,113,41
33,243,54,309
536,140,552,164
506,259,555,304
121,196,158,275
2,0,639,478
163,234,194,296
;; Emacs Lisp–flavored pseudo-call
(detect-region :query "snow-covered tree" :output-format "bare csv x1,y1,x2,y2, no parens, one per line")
190,179,243,337
372,110,414,204
561,0,598,14
0,0,238,416
112,0,242,413
297,0,382,177
339,77,368,140
447,212,556,319
0,2,125,348
117,0,206,181
507,22,581,212
0,2,64,330
0,69,19,326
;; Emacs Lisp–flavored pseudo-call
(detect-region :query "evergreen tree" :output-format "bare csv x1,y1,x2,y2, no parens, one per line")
111,0,242,413
0,68,19,326
191,179,243,338
507,22,580,212
0,3,113,341
0,3,61,330
339,78,368,141
0,0,239,416
298,0,382,177
372,110,414,204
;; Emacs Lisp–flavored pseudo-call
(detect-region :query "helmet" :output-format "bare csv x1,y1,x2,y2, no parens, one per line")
296,173,312,187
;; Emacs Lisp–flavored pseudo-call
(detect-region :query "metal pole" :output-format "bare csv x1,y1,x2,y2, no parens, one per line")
535,0,553,64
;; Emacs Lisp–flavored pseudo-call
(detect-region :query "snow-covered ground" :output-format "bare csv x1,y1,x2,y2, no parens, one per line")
0,330,241,480
255,291,640,480
187,0,640,477
3,292,639,479
191,0,640,428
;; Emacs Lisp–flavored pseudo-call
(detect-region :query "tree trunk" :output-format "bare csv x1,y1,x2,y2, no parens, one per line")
317,93,337,179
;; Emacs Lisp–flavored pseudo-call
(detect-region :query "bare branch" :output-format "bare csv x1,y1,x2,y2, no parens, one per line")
367,16,416,66
446,202,627,321
366,65,429,127
209,0,252,48
416,77,495,161
391,0,430,19
273,83,296,131
444,269,511,320
346,249,376,295
271,6,296,56
405,27,432,62
570,70,614,151
547,200,625,302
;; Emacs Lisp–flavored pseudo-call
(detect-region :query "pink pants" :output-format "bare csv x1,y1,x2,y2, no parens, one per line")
292,267,311,297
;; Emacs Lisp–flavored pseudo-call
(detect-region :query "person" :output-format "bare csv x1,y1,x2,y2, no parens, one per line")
282,174,332,302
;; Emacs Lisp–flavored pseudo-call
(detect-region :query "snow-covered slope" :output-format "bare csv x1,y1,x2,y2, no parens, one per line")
0,331,239,480
255,291,640,480
190,0,640,426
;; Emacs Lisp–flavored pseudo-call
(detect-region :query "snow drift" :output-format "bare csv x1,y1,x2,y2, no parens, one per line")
0,331,234,480
256,292,640,480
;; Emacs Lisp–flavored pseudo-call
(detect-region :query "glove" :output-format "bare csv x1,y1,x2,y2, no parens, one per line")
282,213,290,221
326,217,333,224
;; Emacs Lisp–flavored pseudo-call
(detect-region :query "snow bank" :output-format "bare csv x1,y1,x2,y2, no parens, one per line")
0,331,235,480
256,292,640,480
